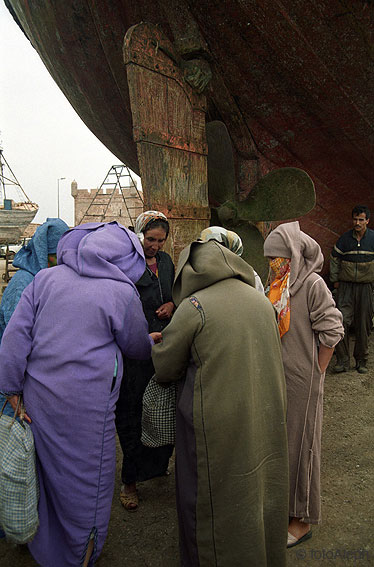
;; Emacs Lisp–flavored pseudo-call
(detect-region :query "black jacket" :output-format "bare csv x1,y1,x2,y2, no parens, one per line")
330,228,374,283
136,251,175,332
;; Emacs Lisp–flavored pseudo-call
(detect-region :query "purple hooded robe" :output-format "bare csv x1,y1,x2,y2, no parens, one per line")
0,222,153,566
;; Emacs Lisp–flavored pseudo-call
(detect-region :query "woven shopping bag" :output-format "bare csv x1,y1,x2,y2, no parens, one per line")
141,378,177,447
0,397,39,543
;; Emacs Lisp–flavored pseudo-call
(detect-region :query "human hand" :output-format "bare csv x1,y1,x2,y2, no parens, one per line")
318,345,334,374
156,302,174,320
150,332,163,344
7,395,32,423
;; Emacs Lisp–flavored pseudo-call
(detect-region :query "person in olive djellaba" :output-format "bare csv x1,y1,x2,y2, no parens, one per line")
152,236,289,567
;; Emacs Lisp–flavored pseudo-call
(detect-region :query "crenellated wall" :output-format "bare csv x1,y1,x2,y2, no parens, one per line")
71,180,143,227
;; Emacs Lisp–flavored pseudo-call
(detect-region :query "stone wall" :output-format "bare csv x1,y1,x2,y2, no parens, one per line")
71,180,143,228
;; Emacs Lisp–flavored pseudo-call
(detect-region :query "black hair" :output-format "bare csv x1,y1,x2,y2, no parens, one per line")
143,218,169,237
352,205,370,220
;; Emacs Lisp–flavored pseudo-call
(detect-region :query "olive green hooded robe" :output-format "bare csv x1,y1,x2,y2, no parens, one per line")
152,240,288,567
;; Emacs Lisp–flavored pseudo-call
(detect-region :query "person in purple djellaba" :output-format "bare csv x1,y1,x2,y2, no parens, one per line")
0,222,160,567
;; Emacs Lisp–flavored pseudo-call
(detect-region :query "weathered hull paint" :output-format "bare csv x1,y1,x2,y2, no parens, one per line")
0,208,38,244
6,0,374,265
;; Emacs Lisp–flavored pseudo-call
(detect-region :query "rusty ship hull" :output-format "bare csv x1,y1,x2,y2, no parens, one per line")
5,0,374,261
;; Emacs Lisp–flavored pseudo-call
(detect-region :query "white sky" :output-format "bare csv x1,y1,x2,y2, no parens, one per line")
0,2,140,227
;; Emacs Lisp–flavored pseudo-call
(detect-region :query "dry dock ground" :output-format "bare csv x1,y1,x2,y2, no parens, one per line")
0,258,373,566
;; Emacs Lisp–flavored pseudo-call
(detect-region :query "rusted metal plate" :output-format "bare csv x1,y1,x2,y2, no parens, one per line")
5,0,374,269
124,23,209,260
124,23,207,154
136,144,208,216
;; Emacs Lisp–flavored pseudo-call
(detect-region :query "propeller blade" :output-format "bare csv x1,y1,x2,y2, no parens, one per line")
223,220,269,285
217,167,315,222
206,121,236,206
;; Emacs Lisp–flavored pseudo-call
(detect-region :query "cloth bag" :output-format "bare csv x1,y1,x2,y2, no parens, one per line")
141,378,177,447
0,397,39,543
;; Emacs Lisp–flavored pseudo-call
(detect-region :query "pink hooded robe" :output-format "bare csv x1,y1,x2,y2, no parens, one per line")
264,221,344,523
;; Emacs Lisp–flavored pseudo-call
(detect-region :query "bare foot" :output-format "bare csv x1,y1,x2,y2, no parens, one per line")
288,517,310,539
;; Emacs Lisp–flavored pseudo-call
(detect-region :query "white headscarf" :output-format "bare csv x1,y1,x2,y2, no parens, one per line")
199,226,244,256
134,211,168,244
199,226,264,294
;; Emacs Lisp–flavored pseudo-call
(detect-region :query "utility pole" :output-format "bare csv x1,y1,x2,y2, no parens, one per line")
57,177,66,218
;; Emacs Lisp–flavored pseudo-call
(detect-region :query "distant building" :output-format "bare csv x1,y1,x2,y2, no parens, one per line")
71,178,143,228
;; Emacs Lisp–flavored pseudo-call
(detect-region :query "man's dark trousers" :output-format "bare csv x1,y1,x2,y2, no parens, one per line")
335,281,373,367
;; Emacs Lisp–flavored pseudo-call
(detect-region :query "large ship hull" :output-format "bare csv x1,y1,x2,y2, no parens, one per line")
0,207,38,244
5,1,374,264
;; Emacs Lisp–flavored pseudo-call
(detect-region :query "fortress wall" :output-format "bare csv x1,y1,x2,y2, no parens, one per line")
71,180,143,227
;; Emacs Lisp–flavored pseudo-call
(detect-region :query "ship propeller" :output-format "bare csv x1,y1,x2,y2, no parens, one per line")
206,121,316,284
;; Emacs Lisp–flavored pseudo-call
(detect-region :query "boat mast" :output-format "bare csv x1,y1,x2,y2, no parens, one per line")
0,148,34,208
0,149,5,206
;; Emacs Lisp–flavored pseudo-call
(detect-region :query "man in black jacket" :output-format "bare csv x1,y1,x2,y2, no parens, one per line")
330,205,374,373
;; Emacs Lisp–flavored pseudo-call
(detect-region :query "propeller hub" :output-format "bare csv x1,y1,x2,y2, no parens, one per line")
217,202,238,224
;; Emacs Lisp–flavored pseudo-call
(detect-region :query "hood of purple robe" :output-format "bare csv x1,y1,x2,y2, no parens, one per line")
57,221,146,287
263,221,324,295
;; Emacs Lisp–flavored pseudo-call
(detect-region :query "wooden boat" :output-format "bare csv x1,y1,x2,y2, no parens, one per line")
0,150,38,244
5,0,374,273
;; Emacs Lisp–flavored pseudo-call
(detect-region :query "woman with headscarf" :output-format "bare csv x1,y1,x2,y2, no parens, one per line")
115,211,175,511
152,237,289,567
0,222,156,567
199,225,265,293
0,218,69,425
263,221,344,548
0,217,69,341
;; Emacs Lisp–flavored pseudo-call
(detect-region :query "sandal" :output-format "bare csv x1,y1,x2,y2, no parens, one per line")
120,488,138,512
287,530,312,548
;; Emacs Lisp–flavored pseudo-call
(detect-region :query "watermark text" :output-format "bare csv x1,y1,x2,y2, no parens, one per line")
293,548,370,562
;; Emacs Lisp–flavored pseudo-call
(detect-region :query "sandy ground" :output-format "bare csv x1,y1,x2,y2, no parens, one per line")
0,259,373,566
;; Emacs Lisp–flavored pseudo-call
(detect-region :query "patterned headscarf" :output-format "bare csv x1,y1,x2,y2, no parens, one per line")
268,257,291,338
199,226,244,256
134,211,168,244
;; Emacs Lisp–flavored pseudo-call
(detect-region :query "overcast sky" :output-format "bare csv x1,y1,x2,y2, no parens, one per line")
0,1,139,227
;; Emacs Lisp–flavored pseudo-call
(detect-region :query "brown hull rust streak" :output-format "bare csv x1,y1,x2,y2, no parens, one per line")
5,0,374,265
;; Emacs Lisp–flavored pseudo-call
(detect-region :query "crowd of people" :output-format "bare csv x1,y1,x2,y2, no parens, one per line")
0,204,371,566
